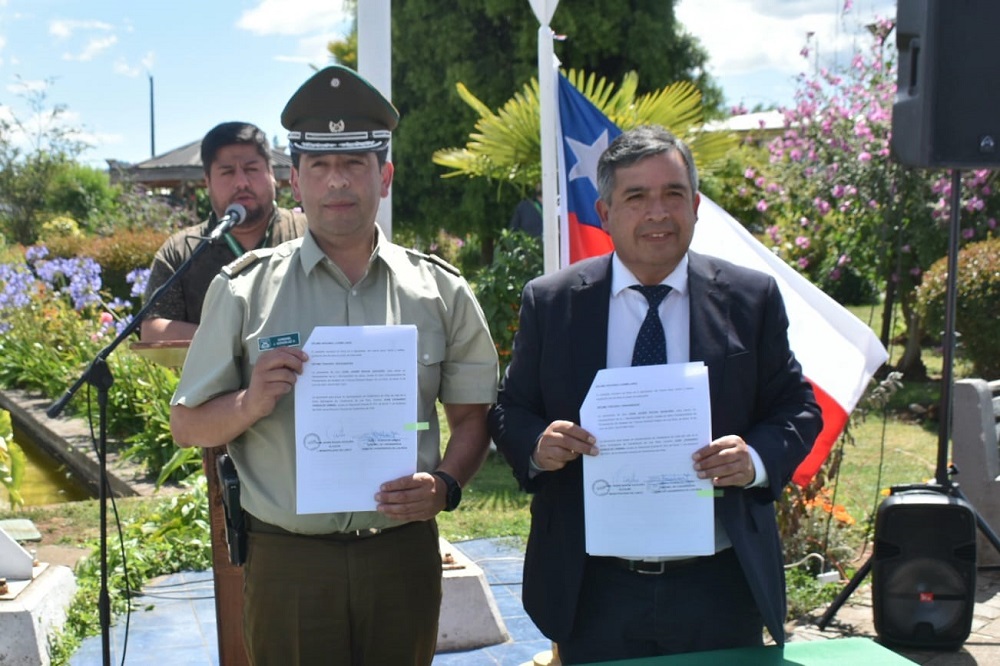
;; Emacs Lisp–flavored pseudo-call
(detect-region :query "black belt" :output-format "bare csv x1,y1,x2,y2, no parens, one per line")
246,514,406,541
595,549,729,575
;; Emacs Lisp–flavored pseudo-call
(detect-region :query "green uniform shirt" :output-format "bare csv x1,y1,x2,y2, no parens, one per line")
171,227,499,534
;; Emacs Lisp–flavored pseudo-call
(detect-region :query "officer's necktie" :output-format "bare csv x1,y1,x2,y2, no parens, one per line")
629,285,672,366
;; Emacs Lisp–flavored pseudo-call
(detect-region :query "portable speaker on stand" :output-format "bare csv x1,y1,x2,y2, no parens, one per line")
872,489,978,649
891,0,1000,169
816,0,1000,649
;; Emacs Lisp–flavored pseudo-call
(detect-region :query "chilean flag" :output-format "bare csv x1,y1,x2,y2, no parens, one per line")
557,74,618,265
555,74,888,486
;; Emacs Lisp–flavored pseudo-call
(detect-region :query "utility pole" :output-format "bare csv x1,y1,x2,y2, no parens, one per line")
149,74,156,157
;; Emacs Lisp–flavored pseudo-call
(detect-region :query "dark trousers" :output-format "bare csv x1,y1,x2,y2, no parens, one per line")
242,518,442,666
558,548,763,664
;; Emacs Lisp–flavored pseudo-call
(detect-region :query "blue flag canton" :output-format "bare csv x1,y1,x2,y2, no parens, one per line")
558,75,621,230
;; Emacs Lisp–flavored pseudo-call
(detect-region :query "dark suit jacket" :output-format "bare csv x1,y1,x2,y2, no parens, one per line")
488,251,822,645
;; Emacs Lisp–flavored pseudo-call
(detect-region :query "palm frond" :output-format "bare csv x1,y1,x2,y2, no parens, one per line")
433,69,738,188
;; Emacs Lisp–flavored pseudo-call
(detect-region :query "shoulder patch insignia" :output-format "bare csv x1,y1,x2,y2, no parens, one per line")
222,251,261,278
423,253,461,277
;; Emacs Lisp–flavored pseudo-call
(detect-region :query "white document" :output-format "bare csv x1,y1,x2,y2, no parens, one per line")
580,362,715,557
294,325,418,514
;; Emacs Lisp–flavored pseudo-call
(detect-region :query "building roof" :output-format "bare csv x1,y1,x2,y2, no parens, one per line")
107,139,293,188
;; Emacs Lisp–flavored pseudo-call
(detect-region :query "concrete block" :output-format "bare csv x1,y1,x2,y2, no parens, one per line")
0,563,76,666
437,538,509,652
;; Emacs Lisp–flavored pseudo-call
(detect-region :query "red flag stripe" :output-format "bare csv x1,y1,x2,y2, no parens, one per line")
792,380,849,487
568,216,614,265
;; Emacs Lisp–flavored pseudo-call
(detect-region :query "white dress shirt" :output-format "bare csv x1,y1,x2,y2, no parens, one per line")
607,253,768,558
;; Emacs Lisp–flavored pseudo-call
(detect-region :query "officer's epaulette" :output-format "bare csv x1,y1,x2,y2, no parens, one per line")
222,250,262,278
417,251,462,277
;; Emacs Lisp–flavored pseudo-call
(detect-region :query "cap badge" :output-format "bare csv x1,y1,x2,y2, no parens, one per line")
329,120,345,133
330,77,341,88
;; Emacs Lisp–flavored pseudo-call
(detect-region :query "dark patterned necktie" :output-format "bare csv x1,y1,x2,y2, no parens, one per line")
629,285,672,366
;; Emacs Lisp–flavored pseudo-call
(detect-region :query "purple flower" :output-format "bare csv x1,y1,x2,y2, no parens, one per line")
127,268,150,298
0,264,34,311
814,199,832,216
797,257,810,269
858,151,872,162
962,228,975,240
34,256,103,311
756,200,769,213
795,235,811,249
744,167,755,179
25,245,49,264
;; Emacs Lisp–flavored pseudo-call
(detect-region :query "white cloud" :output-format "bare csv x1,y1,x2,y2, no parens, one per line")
676,0,895,78
238,0,351,36
62,35,118,62
49,18,114,40
114,58,141,77
238,0,351,64
6,78,48,94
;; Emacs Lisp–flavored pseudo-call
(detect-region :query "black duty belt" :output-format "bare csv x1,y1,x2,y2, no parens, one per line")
246,514,408,541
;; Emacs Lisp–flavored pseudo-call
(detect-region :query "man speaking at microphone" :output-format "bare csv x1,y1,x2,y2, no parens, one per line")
141,121,306,342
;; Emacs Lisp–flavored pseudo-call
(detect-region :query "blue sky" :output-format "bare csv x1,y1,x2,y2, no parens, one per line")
0,0,895,168
0,0,352,166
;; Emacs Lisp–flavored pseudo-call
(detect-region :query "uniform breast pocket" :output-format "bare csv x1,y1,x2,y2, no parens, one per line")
417,331,446,396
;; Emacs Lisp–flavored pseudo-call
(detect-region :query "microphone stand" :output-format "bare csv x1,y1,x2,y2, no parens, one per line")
47,232,227,666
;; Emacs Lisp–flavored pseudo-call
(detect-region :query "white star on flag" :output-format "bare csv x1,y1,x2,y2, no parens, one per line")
566,130,609,189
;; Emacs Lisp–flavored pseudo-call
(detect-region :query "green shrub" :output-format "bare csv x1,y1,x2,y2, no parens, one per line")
39,215,83,241
44,163,121,231
48,479,212,663
471,229,542,370
0,410,26,508
0,249,198,482
917,237,1000,377
47,229,167,303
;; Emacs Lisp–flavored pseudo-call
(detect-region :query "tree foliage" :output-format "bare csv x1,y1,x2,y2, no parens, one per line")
433,69,734,190
0,80,88,245
379,0,722,251
710,17,999,378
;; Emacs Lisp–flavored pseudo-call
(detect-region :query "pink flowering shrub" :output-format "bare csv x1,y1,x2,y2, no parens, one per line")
708,13,999,376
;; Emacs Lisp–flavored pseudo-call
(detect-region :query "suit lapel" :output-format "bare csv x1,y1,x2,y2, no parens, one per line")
570,256,612,409
688,252,731,408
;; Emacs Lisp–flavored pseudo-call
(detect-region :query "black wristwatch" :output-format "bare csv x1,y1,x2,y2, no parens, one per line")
432,470,462,511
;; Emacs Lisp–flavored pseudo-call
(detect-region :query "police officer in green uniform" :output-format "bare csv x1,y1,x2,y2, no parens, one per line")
141,121,307,342
142,121,308,666
169,66,499,665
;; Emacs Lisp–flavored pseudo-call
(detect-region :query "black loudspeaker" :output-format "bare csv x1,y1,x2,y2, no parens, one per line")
872,490,977,649
891,0,1000,168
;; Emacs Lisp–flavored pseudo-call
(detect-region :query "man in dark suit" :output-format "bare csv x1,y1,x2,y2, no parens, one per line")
488,125,822,663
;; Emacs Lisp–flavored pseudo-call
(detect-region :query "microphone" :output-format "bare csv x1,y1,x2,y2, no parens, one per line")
208,203,247,241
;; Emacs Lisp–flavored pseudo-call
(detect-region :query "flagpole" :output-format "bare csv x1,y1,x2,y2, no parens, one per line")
531,0,560,275
358,0,393,239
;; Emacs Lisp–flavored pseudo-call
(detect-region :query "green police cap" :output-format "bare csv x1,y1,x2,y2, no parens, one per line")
281,65,399,154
